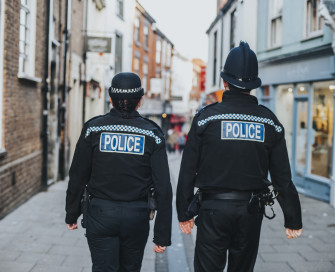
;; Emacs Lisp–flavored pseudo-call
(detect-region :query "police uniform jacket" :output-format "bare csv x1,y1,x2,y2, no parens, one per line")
66,108,173,246
176,91,302,230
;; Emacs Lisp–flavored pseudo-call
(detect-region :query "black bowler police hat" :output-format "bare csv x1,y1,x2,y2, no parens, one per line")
109,72,144,99
220,41,261,90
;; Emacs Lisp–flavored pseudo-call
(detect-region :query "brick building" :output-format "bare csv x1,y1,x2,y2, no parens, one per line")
133,0,174,128
0,0,84,218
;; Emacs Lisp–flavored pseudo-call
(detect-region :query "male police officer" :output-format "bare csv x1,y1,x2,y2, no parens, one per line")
66,72,172,272
176,41,303,272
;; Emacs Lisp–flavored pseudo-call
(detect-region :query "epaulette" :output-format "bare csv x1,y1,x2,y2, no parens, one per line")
195,102,218,117
141,117,164,136
259,105,281,124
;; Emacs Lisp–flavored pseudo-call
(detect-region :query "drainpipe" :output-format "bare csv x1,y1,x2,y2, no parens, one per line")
59,0,70,180
82,0,88,125
41,0,51,190
219,11,224,90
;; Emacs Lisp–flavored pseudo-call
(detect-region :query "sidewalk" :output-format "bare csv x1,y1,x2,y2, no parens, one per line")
0,153,334,271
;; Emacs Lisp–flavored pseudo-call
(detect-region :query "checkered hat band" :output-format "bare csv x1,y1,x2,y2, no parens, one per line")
85,125,162,144
197,113,282,133
111,87,142,94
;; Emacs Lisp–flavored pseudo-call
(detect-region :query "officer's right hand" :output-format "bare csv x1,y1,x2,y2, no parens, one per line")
154,245,167,253
179,219,194,235
67,222,78,230
285,228,302,239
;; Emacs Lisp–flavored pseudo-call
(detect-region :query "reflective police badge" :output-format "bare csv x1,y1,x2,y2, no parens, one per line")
100,132,145,155
221,121,265,142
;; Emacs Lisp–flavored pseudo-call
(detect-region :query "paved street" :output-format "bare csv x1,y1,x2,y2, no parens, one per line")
0,153,335,272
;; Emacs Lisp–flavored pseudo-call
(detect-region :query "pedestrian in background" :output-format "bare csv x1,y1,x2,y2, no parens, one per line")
65,72,172,272
176,41,302,272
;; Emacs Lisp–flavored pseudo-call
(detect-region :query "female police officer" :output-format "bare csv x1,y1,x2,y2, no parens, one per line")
65,72,172,272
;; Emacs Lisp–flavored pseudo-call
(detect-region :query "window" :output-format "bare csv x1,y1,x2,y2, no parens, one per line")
116,0,123,18
133,57,140,75
230,9,236,49
142,63,148,91
166,43,171,67
310,81,333,178
19,0,37,77
156,38,161,64
269,0,282,48
115,33,123,74
134,12,141,44
305,0,322,37
212,31,217,86
0,0,5,151
144,23,149,49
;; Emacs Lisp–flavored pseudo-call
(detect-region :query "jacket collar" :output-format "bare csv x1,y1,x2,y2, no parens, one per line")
221,90,258,105
109,108,141,118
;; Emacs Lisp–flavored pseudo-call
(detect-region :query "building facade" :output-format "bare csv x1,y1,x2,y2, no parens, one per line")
133,0,174,131
0,0,45,218
257,0,335,204
206,0,259,104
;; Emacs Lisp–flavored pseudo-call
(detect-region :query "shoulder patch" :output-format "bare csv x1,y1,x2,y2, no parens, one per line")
195,102,218,117
141,117,164,136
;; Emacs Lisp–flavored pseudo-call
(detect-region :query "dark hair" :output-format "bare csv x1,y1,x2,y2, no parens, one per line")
228,83,251,92
112,97,141,118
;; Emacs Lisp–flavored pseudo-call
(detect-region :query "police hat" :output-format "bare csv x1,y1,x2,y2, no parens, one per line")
109,72,144,99
220,41,261,90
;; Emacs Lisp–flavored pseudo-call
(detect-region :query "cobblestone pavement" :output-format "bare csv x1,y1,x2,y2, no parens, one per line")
0,153,334,271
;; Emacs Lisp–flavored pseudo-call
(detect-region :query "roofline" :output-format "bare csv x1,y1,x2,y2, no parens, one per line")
136,0,156,23
154,27,174,47
206,0,235,34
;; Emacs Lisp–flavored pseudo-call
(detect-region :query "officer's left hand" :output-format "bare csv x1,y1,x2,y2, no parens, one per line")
179,219,194,235
67,222,78,230
154,245,167,253
285,228,302,239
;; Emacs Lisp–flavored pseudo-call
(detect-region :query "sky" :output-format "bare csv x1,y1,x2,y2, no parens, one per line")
138,0,217,62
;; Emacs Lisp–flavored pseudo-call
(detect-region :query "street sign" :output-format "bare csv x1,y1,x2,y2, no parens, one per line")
85,36,112,53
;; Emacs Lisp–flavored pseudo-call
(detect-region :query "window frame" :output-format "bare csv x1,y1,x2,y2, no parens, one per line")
156,38,161,64
268,0,283,49
212,31,217,86
18,0,38,80
116,0,124,19
134,12,141,44
304,0,323,39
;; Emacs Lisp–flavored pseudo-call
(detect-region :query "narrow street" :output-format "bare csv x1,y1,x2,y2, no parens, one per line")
0,153,334,272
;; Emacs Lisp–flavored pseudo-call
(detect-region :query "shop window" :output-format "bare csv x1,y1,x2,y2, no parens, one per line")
269,0,282,48
19,0,37,77
276,85,294,162
305,0,322,37
296,83,308,96
296,101,309,176
310,81,333,178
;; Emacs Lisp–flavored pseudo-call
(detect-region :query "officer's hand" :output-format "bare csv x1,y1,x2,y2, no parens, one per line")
285,228,302,239
154,245,167,253
179,219,194,235
67,222,78,230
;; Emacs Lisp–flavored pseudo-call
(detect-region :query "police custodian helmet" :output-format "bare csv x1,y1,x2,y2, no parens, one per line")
109,72,144,99
220,41,262,90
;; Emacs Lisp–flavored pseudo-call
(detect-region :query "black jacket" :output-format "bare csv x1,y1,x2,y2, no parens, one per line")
176,91,302,230
66,108,173,246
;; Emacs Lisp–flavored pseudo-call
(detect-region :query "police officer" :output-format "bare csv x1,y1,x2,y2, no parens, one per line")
176,41,303,272
66,72,172,272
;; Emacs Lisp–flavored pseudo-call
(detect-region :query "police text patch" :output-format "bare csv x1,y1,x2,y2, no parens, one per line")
100,132,145,155
221,121,265,142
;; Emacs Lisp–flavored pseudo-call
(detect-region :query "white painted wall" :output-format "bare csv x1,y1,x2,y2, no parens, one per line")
171,52,193,114
85,0,136,120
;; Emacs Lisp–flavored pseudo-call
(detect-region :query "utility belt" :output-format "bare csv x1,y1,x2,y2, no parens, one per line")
80,186,157,228
186,188,277,220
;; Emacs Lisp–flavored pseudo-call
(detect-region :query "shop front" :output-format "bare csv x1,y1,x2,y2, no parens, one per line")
258,52,335,204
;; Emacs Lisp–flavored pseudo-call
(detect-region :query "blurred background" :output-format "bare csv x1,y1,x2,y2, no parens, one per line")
0,0,335,271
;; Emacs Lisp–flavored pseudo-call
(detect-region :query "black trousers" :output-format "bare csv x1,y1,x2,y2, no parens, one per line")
86,198,150,272
194,200,263,272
